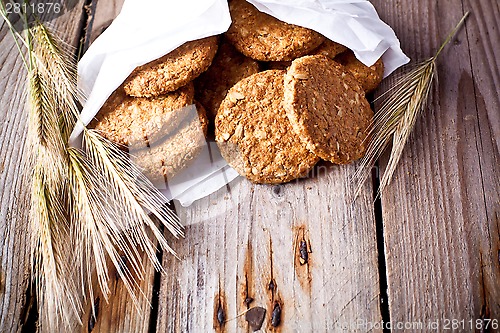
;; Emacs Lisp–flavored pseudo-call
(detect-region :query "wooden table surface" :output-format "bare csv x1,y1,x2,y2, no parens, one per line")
0,0,498,332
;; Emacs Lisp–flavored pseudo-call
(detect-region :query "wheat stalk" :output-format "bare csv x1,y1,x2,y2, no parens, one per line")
353,12,470,199
31,22,80,140
11,1,83,330
1,2,183,331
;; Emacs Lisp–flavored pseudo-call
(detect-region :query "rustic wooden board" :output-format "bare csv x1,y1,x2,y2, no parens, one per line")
157,166,383,332
372,0,500,330
2,0,498,332
87,0,124,46
78,1,159,333
0,3,88,332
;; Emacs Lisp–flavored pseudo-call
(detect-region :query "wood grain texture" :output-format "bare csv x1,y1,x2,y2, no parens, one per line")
371,0,500,330
157,161,383,332
88,0,124,45
0,3,88,332
79,1,158,333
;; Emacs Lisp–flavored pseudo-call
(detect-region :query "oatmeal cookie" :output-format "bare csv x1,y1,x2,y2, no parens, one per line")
130,101,208,181
195,40,260,121
91,83,195,147
225,0,324,61
335,50,384,93
215,70,319,184
283,55,373,164
123,36,218,97
310,39,347,59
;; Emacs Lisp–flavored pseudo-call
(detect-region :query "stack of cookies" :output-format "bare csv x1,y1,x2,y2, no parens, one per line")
213,0,382,184
91,0,384,185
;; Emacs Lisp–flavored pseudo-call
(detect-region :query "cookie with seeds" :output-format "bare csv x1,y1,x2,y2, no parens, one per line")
123,36,218,97
194,40,260,121
215,70,319,184
91,83,195,147
335,50,384,93
284,55,373,164
225,0,324,61
130,102,208,181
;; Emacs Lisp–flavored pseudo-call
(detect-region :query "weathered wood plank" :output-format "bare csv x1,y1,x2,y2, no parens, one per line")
158,165,382,332
0,3,88,332
0,20,31,330
88,0,124,45
372,0,499,330
79,1,157,333
79,257,156,333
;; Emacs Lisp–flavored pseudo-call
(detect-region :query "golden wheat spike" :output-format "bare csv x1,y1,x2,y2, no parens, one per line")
353,12,470,200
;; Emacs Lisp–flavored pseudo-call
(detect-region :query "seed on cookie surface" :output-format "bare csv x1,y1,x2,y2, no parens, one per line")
229,91,245,101
293,73,308,80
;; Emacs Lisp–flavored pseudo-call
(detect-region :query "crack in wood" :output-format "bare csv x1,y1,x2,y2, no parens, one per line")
216,303,225,326
265,235,284,331
0,269,4,296
298,240,309,265
19,283,37,333
116,255,128,280
88,297,100,332
242,240,254,310
478,253,492,333
148,224,164,333
213,283,226,332
293,226,313,293
270,302,282,327
497,249,500,271
78,0,95,58
268,236,276,300
371,161,391,333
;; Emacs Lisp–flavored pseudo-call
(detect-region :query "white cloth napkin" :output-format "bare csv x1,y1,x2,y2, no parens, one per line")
73,0,409,206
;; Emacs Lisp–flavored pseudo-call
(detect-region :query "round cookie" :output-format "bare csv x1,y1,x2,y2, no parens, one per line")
123,36,218,97
215,70,319,184
131,102,209,182
283,55,373,164
194,40,260,121
310,39,347,59
335,50,384,93
225,0,324,61
91,83,195,147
